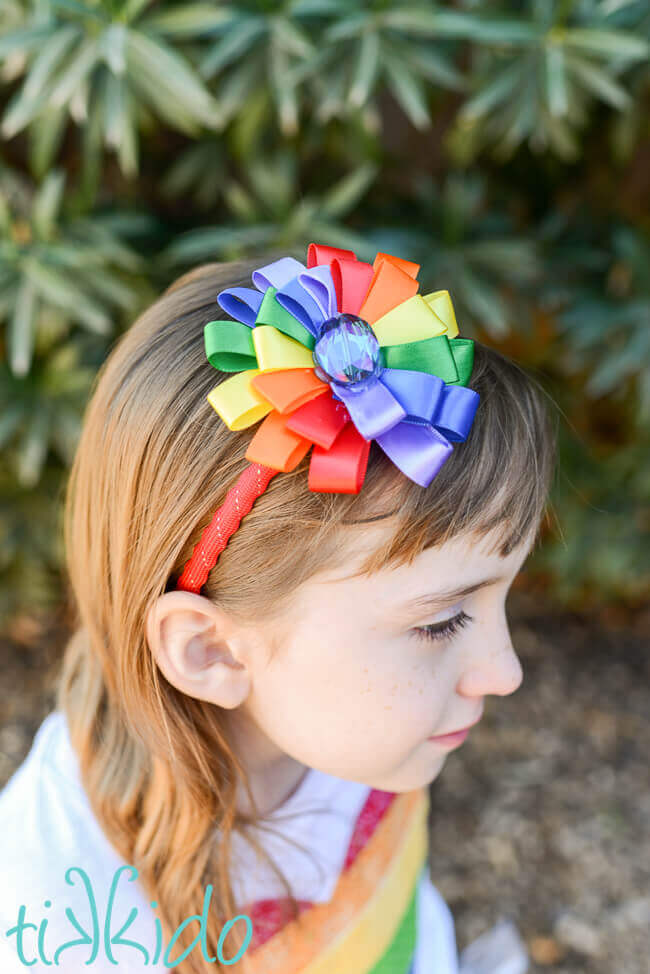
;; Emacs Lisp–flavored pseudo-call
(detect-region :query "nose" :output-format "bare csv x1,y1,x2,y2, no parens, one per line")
457,631,523,699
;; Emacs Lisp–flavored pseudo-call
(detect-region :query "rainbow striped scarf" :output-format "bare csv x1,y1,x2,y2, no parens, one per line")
240,787,429,974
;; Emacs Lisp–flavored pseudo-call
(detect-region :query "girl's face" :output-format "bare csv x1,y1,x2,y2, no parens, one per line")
236,522,535,794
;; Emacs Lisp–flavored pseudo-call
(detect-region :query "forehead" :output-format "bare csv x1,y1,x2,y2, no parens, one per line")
284,519,535,621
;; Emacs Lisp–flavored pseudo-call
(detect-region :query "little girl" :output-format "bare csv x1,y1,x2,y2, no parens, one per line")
0,244,556,973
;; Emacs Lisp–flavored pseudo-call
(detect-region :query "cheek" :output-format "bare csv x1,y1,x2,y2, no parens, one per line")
250,627,449,767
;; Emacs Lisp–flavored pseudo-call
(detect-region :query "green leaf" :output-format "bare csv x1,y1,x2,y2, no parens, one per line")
545,114,579,160
383,52,430,129
50,0,106,23
562,28,649,61
83,268,138,311
122,0,156,23
545,44,568,116
0,403,24,451
17,409,50,488
222,180,257,221
230,85,268,158
349,31,380,107
8,277,37,377
127,29,221,129
464,239,539,281
1,50,74,141
320,163,378,218
117,91,139,178
380,8,446,35
0,24,58,60
22,259,112,334
460,61,524,121
19,24,80,105
79,79,103,200
198,16,267,79
270,15,314,58
87,66,136,175
586,327,650,395
285,44,333,86
290,0,349,14
0,195,10,236
160,225,278,264
248,155,294,214
103,70,126,147
67,220,144,269
47,37,99,110
407,44,465,90
98,23,127,76
142,4,232,37
323,13,371,43
29,103,69,179
214,55,260,123
411,11,538,44
269,42,298,135
566,53,631,109
32,170,66,240
458,265,510,338
501,71,537,150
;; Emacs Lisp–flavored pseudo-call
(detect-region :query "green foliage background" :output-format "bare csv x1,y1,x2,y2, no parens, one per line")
1,0,649,631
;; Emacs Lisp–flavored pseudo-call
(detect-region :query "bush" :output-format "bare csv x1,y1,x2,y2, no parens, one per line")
1,0,649,630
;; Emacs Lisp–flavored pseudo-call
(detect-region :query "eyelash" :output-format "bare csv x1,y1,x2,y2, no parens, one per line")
413,610,474,643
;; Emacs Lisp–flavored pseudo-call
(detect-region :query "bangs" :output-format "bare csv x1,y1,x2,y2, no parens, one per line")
335,342,557,578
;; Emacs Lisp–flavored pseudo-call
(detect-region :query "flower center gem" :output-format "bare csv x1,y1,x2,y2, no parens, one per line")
312,313,383,389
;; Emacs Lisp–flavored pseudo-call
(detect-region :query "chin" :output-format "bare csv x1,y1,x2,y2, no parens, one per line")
371,753,447,794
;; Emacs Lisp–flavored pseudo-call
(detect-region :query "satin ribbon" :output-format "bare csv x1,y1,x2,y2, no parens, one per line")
203,245,480,492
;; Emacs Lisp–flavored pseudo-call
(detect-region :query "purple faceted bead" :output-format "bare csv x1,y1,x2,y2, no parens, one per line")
312,313,383,389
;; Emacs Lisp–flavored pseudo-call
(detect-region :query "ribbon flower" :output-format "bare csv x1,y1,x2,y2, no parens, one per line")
203,243,480,493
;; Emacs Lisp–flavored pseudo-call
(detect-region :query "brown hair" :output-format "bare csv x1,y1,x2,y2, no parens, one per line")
57,255,557,970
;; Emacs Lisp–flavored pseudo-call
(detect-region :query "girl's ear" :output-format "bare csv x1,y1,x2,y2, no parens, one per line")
145,591,251,709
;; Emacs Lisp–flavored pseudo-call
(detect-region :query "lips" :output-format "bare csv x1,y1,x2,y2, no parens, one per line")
433,708,484,738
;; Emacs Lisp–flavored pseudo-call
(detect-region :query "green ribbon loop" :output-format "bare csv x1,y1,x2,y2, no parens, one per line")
447,338,475,387
204,320,257,372
255,286,316,351
382,334,459,384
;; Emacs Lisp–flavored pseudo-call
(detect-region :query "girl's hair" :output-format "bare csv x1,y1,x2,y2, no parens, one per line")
57,255,557,971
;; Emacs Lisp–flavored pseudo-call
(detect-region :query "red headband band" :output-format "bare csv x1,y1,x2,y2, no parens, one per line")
176,462,278,593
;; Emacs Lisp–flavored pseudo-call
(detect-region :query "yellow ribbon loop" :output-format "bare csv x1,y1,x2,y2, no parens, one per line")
371,294,448,347
423,290,458,339
207,369,273,431
253,325,315,372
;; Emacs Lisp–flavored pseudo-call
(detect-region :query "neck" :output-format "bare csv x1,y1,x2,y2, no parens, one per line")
226,708,310,818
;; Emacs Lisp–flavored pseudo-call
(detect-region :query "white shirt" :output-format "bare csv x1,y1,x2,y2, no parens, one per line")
0,711,459,972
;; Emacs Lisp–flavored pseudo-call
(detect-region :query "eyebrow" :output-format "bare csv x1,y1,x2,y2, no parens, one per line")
399,575,504,613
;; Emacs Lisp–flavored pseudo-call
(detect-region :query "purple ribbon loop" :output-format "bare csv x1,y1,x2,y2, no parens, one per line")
432,385,480,442
275,276,324,337
379,368,445,424
298,266,338,320
374,423,454,487
333,375,407,440
252,256,305,292
217,287,263,327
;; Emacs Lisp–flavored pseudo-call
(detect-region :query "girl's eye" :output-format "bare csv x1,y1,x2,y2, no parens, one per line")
412,610,473,643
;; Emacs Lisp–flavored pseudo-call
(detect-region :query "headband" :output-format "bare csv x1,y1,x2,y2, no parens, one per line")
176,243,480,594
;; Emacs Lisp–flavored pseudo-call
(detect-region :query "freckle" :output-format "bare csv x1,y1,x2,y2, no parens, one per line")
384,705,392,710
